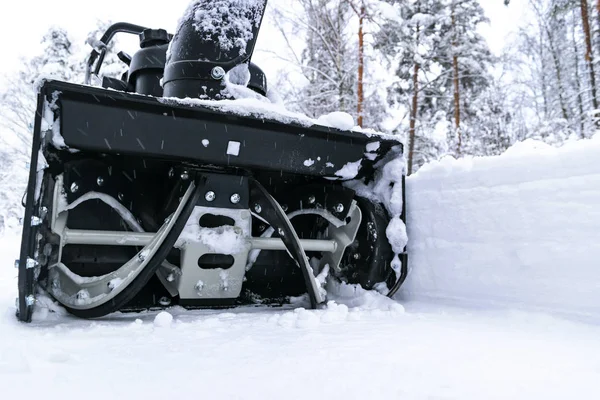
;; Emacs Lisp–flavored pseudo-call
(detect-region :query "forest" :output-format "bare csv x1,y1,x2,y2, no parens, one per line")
0,0,599,223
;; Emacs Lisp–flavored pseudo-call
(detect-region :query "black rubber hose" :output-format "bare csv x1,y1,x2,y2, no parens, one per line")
64,178,203,319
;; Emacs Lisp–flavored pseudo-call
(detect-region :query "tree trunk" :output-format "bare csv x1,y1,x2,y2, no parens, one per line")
452,6,462,156
357,4,365,127
407,17,420,176
581,0,599,110
547,34,570,121
573,12,585,138
540,29,549,118
408,62,419,176
596,0,600,54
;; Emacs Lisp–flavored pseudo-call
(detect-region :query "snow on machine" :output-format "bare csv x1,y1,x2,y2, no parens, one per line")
15,0,407,322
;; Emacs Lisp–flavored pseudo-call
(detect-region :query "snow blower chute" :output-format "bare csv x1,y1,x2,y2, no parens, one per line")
15,0,407,322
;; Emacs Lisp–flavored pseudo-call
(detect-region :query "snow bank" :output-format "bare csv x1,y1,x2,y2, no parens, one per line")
402,135,600,319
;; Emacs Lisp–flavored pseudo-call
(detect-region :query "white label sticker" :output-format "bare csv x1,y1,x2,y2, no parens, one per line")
227,141,241,156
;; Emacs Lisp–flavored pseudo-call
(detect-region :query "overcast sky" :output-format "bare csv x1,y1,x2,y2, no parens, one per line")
0,0,525,86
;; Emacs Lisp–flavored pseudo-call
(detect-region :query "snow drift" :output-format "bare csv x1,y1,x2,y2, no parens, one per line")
402,135,600,319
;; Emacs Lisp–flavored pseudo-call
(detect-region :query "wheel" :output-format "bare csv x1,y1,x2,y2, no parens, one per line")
337,196,396,291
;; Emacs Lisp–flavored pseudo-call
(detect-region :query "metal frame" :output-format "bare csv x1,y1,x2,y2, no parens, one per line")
47,180,198,310
17,92,45,322
43,174,355,311
62,229,337,252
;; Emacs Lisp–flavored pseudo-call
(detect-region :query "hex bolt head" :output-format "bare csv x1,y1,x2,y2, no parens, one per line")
278,228,285,237
195,281,204,294
70,182,79,193
335,203,345,213
211,66,226,80
254,203,262,213
205,191,216,202
97,176,104,186
31,216,42,226
353,253,361,260
230,193,241,204
25,295,35,306
308,195,316,204
180,171,189,181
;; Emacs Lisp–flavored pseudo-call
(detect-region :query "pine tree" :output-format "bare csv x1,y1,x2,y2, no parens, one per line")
375,0,448,174
435,0,496,157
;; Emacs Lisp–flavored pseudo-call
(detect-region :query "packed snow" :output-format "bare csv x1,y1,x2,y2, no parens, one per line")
176,208,250,254
403,134,600,320
2,232,600,399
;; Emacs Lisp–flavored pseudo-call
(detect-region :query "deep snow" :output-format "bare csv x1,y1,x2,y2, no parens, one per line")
403,135,600,320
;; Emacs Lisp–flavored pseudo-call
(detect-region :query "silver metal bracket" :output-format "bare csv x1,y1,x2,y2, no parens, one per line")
175,207,252,300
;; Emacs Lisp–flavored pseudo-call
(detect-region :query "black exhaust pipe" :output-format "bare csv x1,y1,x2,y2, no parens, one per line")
163,0,268,100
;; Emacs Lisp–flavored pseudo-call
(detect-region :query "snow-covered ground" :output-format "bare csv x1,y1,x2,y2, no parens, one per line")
1,233,599,399
2,136,600,399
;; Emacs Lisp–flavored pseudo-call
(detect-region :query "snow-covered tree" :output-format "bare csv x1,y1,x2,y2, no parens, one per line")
270,0,389,130
0,21,124,227
436,0,497,157
374,0,448,173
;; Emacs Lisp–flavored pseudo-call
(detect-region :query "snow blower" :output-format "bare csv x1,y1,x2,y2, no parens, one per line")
15,0,407,322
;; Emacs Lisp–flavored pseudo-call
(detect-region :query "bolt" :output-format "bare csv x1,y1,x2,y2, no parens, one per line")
70,182,79,193
278,228,285,237
230,193,241,204
137,252,146,262
158,296,172,306
118,193,124,201
258,224,266,232
14,259,19,269
205,191,216,202
254,203,262,213
97,176,104,186
180,171,189,180
195,281,204,294
281,204,288,212
308,195,316,204
31,216,42,226
353,253,361,260
335,203,345,213
211,66,226,80
40,206,48,219
25,295,35,306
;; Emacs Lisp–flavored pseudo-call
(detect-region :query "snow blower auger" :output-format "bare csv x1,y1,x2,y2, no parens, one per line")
15,0,407,322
